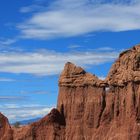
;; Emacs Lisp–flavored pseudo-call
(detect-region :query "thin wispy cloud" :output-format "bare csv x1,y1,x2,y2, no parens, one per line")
0,49,119,75
20,5,45,13
96,47,115,51
20,90,48,94
18,0,140,39
0,78,15,82
0,38,17,46
0,96,28,102
68,45,82,49
0,104,54,123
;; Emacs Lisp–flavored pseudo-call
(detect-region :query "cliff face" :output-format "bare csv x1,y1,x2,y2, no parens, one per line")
57,46,140,140
1,45,140,140
0,113,13,140
13,109,65,140
57,62,106,139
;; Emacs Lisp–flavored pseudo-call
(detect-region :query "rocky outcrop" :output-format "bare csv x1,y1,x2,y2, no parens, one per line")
0,113,13,140
57,62,106,139
13,109,65,140
106,45,140,85
57,45,140,140
1,45,140,140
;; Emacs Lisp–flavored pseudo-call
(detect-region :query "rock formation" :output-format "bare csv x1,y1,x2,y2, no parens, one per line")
13,109,65,140
59,45,140,140
0,113,13,140
1,45,140,140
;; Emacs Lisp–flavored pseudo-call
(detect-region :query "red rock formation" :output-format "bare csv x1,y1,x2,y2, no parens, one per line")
2,45,140,140
106,45,140,85
57,46,140,140
100,46,140,140
0,113,13,140
13,109,65,140
57,62,107,139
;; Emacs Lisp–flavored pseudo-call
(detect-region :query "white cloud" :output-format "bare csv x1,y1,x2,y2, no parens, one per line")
68,45,82,49
0,78,15,82
20,90,48,94
0,96,29,105
0,49,119,75
20,5,45,13
96,47,115,51
98,76,106,80
0,96,27,101
0,38,17,46
18,0,140,39
0,104,54,123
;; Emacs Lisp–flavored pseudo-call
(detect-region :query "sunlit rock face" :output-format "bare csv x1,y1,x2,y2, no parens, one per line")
57,46,140,140
2,45,140,140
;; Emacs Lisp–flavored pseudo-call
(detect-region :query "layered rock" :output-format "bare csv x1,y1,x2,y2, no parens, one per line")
1,45,140,140
57,62,106,139
0,113,13,140
57,46,140,140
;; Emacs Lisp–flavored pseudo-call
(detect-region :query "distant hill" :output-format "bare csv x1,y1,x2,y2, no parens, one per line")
12,117,41,125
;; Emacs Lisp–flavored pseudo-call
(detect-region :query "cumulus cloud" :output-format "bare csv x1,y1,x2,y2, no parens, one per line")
18,0,140,39
0,49,119,75
0,104,54,123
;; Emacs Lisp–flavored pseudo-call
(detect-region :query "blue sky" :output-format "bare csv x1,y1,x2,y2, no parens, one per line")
0,0,140,123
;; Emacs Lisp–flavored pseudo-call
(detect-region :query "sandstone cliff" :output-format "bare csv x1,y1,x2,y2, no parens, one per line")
13,109,65,140
0,113,13,140
1,45,140,140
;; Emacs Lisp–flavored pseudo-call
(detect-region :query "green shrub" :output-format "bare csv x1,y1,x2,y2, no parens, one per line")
13,121,20,128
